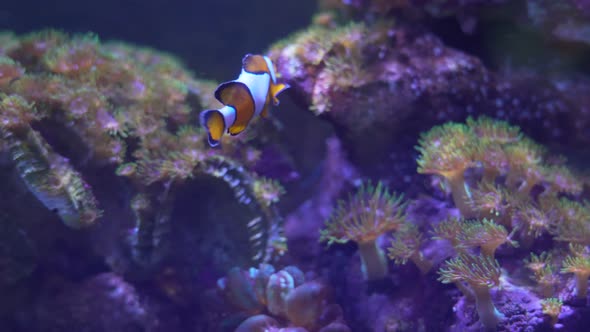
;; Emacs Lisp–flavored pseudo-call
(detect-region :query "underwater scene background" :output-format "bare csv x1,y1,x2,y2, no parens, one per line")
0,0,589,331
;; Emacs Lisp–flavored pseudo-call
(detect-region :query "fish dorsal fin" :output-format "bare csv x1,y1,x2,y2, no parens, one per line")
214,81,256,136
242,54,270,75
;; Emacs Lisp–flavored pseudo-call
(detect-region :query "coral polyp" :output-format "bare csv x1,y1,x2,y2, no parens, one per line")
438,253,504,330
416,122,478,217
387,224,432,274
320,181,407,280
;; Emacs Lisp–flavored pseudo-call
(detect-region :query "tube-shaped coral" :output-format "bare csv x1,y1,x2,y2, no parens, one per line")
551,199,590,245
438,253,504,331
387,224,432,274
503,138,545,197
467,115,519,182
468,181,511,224
416,122,478,218
431,217,466,251
561,255,590,300
320,181,407,280
524,252,558,298
541,298,562,327
514,203,552,247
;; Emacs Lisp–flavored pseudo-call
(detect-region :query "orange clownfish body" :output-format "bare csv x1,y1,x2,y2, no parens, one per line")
199,54,289,147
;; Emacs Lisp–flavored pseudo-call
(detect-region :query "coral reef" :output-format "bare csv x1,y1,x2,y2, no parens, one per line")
0,29,290,331
1,0,590,331
268,16,590,182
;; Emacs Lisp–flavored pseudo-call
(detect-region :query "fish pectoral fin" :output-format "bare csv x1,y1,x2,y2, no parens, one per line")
228,124,247,136
270,82,289,105
200,110,225,147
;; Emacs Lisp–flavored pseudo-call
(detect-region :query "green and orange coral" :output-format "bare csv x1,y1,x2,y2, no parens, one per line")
387,223,432,274
417,116,586,246
320,181,408,280
438,253,505,330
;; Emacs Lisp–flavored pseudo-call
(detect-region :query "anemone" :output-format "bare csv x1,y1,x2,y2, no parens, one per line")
438,253,504,330
416,122,478,218
387,224,432,274
320,181,407,281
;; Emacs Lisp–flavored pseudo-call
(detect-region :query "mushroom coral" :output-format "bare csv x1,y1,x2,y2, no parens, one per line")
217,264,348,331
320,181,407,281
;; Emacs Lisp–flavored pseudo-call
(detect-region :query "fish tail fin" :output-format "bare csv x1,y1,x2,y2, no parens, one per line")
199,109,226,147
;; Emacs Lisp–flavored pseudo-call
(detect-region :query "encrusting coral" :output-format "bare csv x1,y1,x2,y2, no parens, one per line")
268,15,590,184
0,30,288,279
319,181,408,281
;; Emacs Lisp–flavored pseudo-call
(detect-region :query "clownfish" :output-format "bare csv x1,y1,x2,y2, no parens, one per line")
199,54,289,147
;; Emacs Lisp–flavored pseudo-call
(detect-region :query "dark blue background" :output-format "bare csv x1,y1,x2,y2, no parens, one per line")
0,0,316,79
